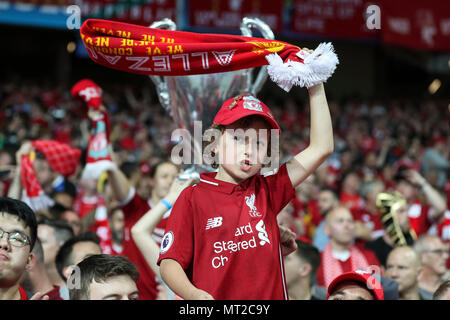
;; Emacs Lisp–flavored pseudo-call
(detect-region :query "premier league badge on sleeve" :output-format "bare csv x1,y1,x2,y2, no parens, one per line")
160,231,174,254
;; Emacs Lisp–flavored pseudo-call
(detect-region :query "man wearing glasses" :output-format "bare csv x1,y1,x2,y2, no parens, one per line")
0,197,45,300
414,235,449,297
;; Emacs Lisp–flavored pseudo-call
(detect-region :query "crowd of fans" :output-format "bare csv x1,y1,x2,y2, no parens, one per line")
0,76,448,300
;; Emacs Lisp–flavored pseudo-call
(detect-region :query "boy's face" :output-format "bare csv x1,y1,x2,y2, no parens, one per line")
216,117,270,184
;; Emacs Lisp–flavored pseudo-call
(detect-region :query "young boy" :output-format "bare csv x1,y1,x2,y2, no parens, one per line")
158,82,333,300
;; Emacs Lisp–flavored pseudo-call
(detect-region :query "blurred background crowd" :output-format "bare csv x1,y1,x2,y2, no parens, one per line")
0,0,449,300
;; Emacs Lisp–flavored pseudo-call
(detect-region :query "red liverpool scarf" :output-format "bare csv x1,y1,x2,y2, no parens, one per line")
80,19,339,91
71,79,115,180
322,243,372,288
20,140,81,211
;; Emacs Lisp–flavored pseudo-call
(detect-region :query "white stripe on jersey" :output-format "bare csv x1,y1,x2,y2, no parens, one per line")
199,178,219,186
279,244,288,300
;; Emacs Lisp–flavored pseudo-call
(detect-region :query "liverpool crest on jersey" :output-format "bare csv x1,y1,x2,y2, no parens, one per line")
245,193,262,217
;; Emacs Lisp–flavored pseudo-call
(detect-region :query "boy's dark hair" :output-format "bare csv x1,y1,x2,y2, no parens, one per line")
0,197,37,250
69,254,139,300
294,240,321,286
55,231,100,281
38,218,74,245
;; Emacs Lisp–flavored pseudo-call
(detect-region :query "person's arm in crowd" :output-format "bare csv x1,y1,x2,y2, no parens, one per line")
105,147,132,203
7,141,32,199
131,178,196,278
406,169,446,220
286,82,334,188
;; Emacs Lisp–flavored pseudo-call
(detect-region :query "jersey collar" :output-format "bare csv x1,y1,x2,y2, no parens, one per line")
199,172,254,194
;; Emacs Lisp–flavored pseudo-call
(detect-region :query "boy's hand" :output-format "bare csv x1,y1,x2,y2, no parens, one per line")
279,225,297,256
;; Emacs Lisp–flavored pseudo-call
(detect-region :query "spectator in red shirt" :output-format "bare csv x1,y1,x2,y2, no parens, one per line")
106,158,180,300
394,167,446,237
317,206,380,288
101,207,124,255
20,238,62,300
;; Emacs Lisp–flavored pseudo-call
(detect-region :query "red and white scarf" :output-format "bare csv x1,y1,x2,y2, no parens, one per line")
20,140,81,211
80,19,339,91
71,79,115,180
322,243,372,288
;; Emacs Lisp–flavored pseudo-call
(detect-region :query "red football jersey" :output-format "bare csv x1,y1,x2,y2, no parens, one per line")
408,200,432,237
19,286,28,300
434,210,450,243
316,248,380,288
158,164,295,300
351,208,384,239
121,188,170,300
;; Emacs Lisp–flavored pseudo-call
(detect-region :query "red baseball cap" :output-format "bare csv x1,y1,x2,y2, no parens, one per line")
326,271,384,300
213,95,280,132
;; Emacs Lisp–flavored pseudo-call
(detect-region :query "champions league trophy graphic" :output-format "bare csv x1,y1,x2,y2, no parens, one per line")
149,18,275,180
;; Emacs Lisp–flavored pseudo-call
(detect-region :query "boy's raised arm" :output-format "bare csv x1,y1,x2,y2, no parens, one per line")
286,83,334,188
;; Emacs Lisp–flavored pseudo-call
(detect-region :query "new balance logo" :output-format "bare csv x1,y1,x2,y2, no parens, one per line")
206,217,223,230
